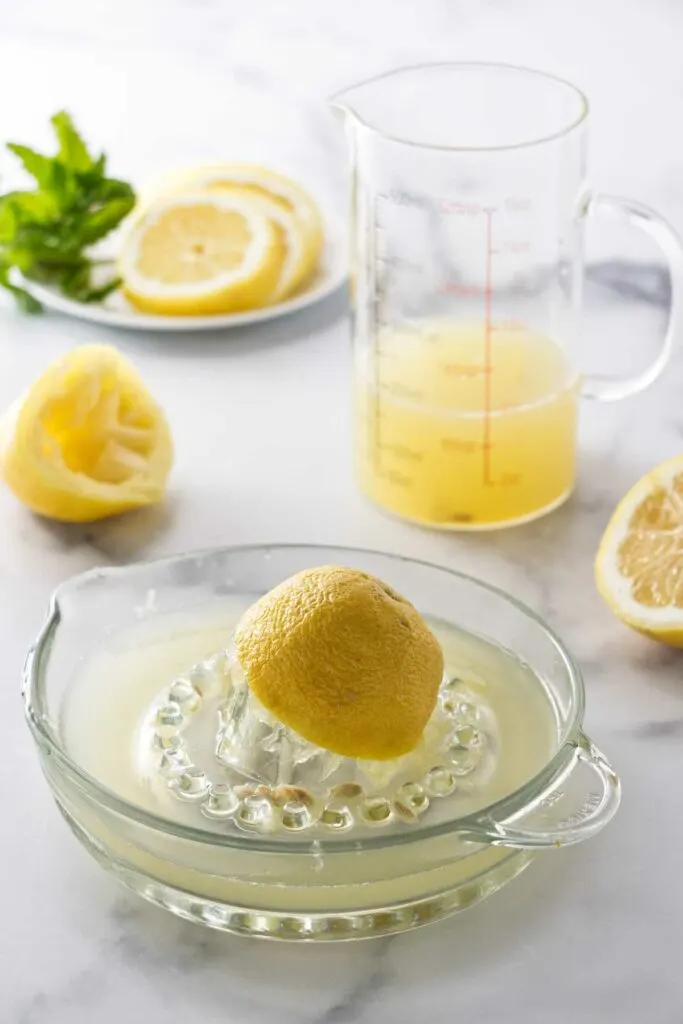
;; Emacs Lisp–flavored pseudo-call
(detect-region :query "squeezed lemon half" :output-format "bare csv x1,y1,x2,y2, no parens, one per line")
595,454,683,646
0,345,173,522
233,565,445,760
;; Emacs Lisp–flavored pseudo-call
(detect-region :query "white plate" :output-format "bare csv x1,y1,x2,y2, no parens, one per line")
20,215,347,332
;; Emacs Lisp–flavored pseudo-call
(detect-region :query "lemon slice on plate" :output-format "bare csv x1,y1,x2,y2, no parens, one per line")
119,192,283,315
595,454,683,646
0,345,172,522
143,162,324,298
220,187,308,302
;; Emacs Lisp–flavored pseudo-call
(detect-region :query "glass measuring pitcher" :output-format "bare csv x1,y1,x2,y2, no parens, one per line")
333,63,683,530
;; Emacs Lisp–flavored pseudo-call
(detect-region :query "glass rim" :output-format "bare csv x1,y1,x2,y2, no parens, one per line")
331,61,590,153
23,542,586,855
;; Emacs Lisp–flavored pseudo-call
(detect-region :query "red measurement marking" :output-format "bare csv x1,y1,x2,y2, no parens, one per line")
505,196,532,213
489,473,522,488
379,469,413,489
439,362,488,378
378,442,423,463
439,201,483,216
439,281,482,297
492,318,525,332
385,383,424,401
505,240,531,254
442,438,493,454
483,210,493,486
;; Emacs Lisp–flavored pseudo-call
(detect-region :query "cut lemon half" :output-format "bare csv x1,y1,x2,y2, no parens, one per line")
234,566,444,760
143,163,324,298
0,345,173,522
595,454,683,646
119,192,283,315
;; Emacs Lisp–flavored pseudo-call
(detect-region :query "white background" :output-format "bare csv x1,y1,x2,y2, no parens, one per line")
2,1,683,1021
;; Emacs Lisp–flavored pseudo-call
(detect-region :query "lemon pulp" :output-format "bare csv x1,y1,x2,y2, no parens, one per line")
0,344,172,522
119,193,283,315
595,455,683,645
356,322,579,528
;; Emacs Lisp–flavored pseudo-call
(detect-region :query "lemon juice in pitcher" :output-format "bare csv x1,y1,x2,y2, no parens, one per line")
356,321,580,529
337,64,682,531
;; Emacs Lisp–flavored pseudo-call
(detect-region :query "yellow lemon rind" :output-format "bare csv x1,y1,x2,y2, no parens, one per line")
595,455,683,645
208,186,308,302
0,345,173,522
119,192,283,316
141,162,324,298
233,565,444,761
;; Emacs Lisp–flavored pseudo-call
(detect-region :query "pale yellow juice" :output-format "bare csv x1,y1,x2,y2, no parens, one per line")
52,601,562,917
356,322,579,528
61,598,557,847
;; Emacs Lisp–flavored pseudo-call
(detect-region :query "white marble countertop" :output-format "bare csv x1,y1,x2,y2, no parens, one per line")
2,0,683,1020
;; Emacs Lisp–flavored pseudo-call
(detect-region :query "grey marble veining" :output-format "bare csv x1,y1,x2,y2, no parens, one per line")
2,0,683,1021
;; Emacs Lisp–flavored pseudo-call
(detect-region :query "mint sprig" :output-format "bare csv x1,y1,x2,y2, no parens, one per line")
0,111,136,312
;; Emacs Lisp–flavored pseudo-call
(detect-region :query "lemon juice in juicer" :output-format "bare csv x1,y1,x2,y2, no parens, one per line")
32,546,621,940
335,64,682,528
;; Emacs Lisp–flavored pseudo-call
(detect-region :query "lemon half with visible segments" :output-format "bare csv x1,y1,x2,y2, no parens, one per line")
0,345,172,522
233,565,444,760
119,192,283,315
143,163,324,300
595,454,683,646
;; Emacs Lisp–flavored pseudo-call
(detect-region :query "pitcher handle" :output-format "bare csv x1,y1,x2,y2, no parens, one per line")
580,193,683,401
462,732,621,850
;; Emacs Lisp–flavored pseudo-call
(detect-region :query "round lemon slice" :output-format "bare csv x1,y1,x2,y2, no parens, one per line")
595,454,683,646
143,163,324,298
217,187,307,302
0,345,173,522
119,192,283,315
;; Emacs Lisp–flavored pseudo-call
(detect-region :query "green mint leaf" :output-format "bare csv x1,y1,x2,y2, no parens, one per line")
72,171,134,206
8,283,43,313
58,259,91,298
0,111,136,312
0,265,42,312
6,146,74,206
6,143,56,189
0,198,17,242
56,260,119,304
1,191,58,226
96,177,134,201
51,111,94,172
78,196,135,245
2,245,41,273
78,275,121,304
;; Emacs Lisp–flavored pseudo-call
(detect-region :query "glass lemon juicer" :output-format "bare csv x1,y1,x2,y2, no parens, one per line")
24,545,620,941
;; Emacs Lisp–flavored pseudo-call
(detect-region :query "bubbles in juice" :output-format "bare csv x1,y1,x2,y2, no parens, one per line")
355,322,579,528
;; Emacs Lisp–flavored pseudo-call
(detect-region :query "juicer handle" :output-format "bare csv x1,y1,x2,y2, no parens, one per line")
580,193,683,401
465,732,621,850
